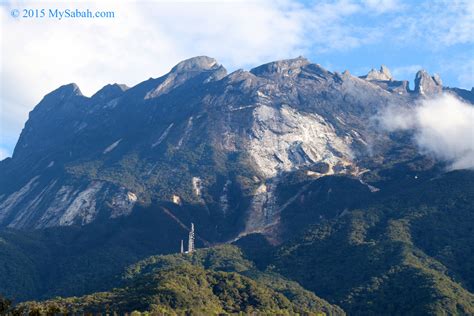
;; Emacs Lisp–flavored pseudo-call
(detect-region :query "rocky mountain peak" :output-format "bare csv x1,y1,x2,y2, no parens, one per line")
414,70,443,95
91,83,129,101
31,83,84,114
250,56,310,77
145,56,227,99
380,65,392,77
170,56,221,74
362,65,393,81
47,83,84,99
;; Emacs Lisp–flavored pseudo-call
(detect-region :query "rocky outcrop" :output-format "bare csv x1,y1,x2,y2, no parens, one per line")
91,83,129,101
361,65,393,81
370,80,410,95
250,56,310,78
414,70,443,95
171,56,220,73
248,104,356,178
145,56,227,99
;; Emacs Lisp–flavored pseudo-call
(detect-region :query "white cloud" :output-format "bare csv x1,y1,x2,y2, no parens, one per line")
379,94,474,170
393,0,474,47
303,0,385,52
433,0,474,46
378,105,416,131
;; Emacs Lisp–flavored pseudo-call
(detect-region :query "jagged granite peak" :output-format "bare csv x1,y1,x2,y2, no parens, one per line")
414,70,443,95
362,65,393,81
250,56,310,77
91,83,129,101
46,83,84,99
10,83,89,161
433,73,443,85
170,56,221,73
32,83,85,113
380,65,392,79
145,56,227,99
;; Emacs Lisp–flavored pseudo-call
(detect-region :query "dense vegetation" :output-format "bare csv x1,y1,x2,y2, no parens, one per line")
11,245,343,315
1,170,473,315
274,170,474,314
0,206,189,301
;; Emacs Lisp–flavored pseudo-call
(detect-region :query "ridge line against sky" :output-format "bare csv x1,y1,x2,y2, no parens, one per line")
0,0,473,159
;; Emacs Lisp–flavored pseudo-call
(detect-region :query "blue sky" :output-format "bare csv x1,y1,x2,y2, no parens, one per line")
302,0,473,89
0,0,473,159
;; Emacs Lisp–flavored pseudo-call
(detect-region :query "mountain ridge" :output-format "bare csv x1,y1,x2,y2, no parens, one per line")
1,56,472,234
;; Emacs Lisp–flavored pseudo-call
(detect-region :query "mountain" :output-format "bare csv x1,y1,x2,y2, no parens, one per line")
2,56,467,234
0,56,473,313
0,57,410,236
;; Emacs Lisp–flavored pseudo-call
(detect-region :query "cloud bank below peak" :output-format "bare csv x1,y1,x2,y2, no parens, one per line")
379,94,474,170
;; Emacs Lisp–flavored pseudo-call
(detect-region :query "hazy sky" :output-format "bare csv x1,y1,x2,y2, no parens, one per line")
1,0,473,159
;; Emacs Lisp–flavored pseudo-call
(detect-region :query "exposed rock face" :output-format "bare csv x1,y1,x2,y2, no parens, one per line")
248,104,355,178
370,79,410,95
91,83,129,102
171,56,219,73
0,56,471,240
250,57,310,77
145,56,227,99
414,70,443,95
362,65,393,81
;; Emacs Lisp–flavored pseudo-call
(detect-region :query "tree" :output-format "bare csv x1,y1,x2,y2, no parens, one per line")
0,295,12,314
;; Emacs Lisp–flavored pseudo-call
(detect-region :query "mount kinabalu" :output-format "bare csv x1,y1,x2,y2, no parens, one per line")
0,56,471,238
1,56,474,312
